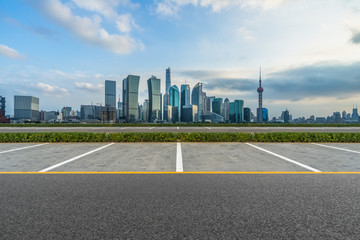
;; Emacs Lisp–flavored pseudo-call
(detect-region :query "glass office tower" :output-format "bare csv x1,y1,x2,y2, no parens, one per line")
147,76,161,122
180,84,190,122
123,75,140,122
191,82,203,122
105,80,116,108
169,85,179,122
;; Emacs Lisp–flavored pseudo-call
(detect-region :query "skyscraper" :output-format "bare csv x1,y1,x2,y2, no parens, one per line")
212,98,223,115
147,76,161,122
169,85,180,122
163,67,171,121
191,82,203,122
0,96,5,116
223,98,230,122
123,75,140,122
14,96,40,121
181,84,190,122
105,80,116,108
229,100,244,123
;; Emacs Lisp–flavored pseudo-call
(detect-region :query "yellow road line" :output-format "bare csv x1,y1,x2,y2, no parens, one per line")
0,172,360,174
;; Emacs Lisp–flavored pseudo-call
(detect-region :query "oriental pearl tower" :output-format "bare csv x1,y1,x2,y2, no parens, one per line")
257,67,263,109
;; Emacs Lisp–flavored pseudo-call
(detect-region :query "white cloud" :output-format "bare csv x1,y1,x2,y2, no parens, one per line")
36,82,70,97
0,44,25,59
155,0,291,16
32,0,142,54
241,0,291,10
237,26,254,41
75,82,104,92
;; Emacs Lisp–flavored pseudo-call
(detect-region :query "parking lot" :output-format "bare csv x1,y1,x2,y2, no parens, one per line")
1,142,360,172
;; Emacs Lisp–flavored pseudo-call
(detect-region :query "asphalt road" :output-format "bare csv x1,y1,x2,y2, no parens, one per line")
1,174,360,239
1,126,360,133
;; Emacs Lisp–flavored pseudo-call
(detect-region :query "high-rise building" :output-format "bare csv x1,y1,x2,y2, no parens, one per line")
191,82,203,122
61,107,72,120
14,96,40,121
284,109,290,123
163,67,172,121
212,98,223,115
229,100,244,123
222,98,230,122
123,75,140,122
105,80,116,108
244,107,251,122
142,100,149,122
181,84,190,122
147,76,161,122
181,105,198,122
342,110,347,120
352,107,359,121
0,96,5,116
169,85,180,122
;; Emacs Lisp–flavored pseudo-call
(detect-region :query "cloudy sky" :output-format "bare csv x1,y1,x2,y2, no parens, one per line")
1,0,360,118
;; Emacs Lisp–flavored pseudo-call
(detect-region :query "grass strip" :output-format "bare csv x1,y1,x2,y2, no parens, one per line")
1,132,360,143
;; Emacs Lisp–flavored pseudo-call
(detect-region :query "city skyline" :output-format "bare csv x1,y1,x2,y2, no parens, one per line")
1,0,360,118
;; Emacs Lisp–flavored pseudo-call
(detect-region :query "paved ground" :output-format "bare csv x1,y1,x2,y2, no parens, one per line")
1,142,360,172
1,143,360,239
1,126,360,133
1,174,360,239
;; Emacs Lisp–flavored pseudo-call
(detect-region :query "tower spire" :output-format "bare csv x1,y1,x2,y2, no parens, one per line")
257,66,264,109
259,66,262,87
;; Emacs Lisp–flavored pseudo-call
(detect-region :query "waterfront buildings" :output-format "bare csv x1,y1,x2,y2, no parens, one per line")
123,75,140,122
163,67,171,121
169,85,180,122
147,76,161,122
105,80,116,108
14,96,40,121
0,96,5,116
192,82,203,122
180,84,190,122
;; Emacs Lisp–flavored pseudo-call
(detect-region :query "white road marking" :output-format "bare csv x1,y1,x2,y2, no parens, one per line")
177,127,179,130
312,143,360,154
0,143,49,154
206,127,211,130
39,143,115,172
149,127,155,130
176,143,183,172
246,143,321,172
232,127,240,130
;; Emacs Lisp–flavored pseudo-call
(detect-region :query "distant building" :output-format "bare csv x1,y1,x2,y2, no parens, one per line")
244,107,251,122
180,84,190,122
229,100,244,123
61,107,72,120
352,107,359,121
0,96,6,116
123,75,140,122
43,111,59,122
147,76,161,122
181,105,198,122
212,98,223,115
163,67,171,121
222,98,230,122
284,109,290,123
14,96,40,121
105,80,116,108
169,85,180,122
191,82,203,122
81,105,100,121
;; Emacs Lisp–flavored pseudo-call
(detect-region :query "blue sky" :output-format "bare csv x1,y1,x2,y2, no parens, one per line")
1,0,360,118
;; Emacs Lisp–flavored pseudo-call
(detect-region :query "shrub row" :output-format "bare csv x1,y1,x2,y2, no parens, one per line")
1,123,360,128
1,132,360,143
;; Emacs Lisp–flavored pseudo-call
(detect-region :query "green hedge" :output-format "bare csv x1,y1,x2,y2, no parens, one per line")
1,123,360,128
1,132,360,142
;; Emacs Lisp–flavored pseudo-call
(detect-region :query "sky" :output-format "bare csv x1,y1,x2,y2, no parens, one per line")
1,0,360,118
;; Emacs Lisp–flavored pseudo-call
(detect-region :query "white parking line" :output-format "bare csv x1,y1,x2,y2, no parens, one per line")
0,143,49,154
246,143,321,172
176,143,183,172
206,127,211,130
312,143,360,154
177,127,179,130
39,143,115,172
149,127,155,130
